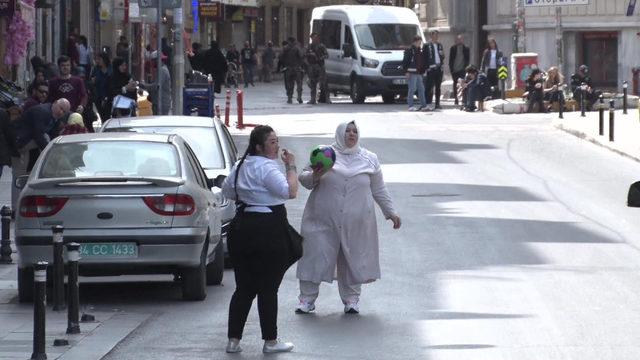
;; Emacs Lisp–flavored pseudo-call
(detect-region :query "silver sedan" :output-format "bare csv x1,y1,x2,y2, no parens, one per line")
15,133,224,302
100,116,238,264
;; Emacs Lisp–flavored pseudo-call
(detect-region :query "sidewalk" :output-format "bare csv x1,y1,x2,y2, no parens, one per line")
552,108,640,162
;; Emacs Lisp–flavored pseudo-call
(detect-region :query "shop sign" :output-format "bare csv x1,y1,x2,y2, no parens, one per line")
99,0,113,20
0,0,15,17
221,0,257,7
524,0,588,7
200,2,223,20
231,7,243,22
243,7,257,18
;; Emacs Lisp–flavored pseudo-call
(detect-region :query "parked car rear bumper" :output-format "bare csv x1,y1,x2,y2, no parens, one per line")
16,227,207,269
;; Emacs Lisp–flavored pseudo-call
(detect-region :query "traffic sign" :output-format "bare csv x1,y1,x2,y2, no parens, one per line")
498,66,509,80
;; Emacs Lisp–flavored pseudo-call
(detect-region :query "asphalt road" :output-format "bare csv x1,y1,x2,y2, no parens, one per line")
93,86,640,360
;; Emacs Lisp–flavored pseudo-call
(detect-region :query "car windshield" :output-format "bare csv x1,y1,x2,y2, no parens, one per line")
354,24,420,51
105,126,225,169
39,141,180,179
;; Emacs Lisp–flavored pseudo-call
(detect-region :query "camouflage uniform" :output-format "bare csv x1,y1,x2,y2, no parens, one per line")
305,42,329,104
279,41,305,104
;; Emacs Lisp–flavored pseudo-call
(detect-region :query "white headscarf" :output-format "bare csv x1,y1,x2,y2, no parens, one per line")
330,121,378,177
332,121,361,155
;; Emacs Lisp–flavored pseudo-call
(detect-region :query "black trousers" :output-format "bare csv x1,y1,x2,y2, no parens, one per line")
227,211,289,341
424,68,443,106
451,70,465,105
527,91,545,113
487,69,498,99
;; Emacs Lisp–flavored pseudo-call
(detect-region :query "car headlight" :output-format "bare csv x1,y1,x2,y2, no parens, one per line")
361,57,379,68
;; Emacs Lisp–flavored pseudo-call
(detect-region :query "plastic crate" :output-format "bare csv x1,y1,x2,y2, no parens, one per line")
183,84,214,116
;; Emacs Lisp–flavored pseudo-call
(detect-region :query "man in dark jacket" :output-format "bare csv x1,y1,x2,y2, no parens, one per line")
571,64,601,111
10,98,70,210
261,42,276,83
279,38,305,104
449,34,470,106
423,30,445,110
22,81,49,112
240,41,256,88
402,35,427,111
202,41,228,94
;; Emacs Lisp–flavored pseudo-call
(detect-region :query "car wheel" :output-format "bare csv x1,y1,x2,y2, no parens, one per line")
382,93,396,104
18,267,34,303
182,245,207,301
350,76,366,104
206,239,224,286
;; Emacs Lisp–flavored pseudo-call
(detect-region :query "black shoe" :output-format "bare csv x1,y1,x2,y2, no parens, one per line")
287,97,292,104
435,104,442,109
307,100,316,105
297,97,303,104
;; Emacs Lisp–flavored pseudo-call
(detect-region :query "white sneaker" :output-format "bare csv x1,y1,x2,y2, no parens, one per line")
263,339,294,353
295,300,315,314
344,301,360,314
422,104,435,111
408,105,420,112
225,339,242,353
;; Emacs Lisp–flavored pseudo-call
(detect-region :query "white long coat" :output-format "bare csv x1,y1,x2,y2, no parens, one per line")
295,149,396,285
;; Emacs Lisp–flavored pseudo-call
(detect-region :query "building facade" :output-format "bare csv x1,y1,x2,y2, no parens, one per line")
419,0,640,89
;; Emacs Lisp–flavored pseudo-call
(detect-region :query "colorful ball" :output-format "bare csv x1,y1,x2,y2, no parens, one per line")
309,146,336,171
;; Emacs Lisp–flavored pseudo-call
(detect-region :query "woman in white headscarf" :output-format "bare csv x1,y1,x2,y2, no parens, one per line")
295,121,401,314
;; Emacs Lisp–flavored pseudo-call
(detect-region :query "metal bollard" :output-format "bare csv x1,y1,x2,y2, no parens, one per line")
236,90,244,129
0,206,12,263
224,89,231,127
66,243,80,334
609,99,615,142
623,81,628,115
31,261,48,360
52,225,65,311
598,95,605,136
558,90,564,119
580,84,586,117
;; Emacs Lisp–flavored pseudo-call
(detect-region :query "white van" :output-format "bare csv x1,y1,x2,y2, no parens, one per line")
310,5,426,104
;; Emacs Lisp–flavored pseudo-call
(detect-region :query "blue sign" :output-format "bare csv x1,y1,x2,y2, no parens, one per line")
627,0,637,16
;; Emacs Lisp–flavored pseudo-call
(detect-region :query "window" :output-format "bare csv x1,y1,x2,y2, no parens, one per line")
184,143,209,189
344,25,354,45
104,126,225,169
354,24,420,51
40,142,180,179
312,19,341,49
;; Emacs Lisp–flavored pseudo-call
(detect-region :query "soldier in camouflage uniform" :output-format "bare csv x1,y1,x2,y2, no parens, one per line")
278,37,305,104
305,33,330,105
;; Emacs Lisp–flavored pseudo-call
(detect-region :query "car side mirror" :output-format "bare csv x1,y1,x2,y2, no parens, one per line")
628,181,640,207
213,174,227,188
15,175,28,190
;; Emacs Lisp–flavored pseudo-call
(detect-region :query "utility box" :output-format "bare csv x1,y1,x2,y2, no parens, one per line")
510,53,539,90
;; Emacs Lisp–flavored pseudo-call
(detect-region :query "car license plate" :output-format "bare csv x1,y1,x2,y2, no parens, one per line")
79,243,138,258
393,78,407,85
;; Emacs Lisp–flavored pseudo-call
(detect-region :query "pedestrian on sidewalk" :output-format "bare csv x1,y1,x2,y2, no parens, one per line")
10,99,70,210
21,81,49,112
221,125,299,354
47,55,88,115
460,65,488,112
295,121,401,316
402,35,427,111
261,42,275,83
449,34,470,106
480,37,503,99
543,66,565,111
0,108,13,179
305,33,330,104
76,35,93,79
279,37,305,104
525,69,545,113
202,41,228,94
90,52,112,122
241,41,256,88
424,30,445,110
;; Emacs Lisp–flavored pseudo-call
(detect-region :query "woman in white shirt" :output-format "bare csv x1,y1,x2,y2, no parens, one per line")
76,35,93,78
221,125,298,354
480,37,503,99
295,121,401,315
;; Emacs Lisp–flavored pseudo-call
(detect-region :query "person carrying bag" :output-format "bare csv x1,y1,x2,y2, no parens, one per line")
221,125,299,354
